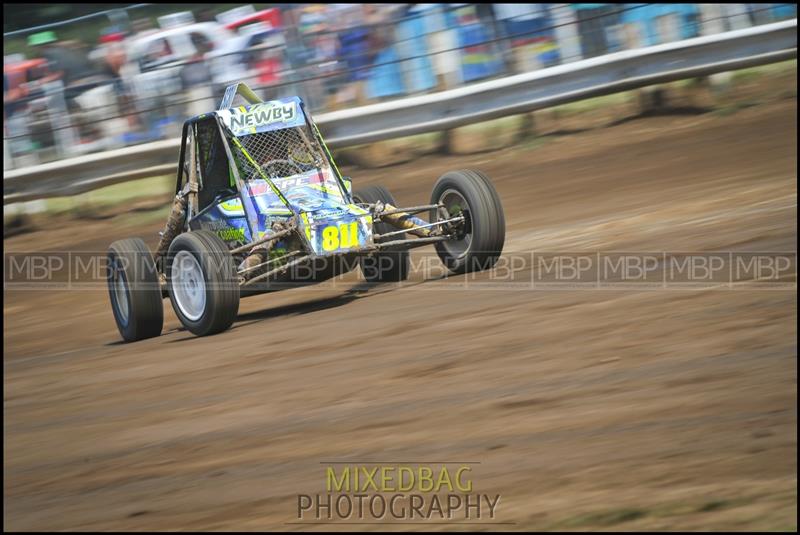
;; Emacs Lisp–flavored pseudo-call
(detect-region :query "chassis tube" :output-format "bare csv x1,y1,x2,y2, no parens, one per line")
229,222,297,255
373,235,452,249
375,215,463,241
376,203,442,217
378,203,436,237
242,254,312,286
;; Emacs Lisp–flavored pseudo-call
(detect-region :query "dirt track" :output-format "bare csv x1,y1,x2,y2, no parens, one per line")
4,95,797,531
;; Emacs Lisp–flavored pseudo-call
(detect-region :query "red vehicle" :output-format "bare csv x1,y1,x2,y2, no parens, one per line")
222,8,282,34
222,8,285,86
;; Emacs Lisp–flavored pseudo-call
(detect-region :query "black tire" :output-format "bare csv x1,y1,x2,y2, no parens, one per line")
107,238,164,342
166,230,240,336
353,184,410,282
430,169,505,274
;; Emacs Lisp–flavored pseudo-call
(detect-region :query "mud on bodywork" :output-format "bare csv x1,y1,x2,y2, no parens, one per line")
164,85,466,291
192,96,374,257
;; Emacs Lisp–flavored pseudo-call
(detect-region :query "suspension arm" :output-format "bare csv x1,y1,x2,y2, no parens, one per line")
375,203,438,237
374,215,464,241
230,218,297,255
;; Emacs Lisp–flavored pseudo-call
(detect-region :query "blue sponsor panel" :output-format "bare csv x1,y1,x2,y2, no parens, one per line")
619,4,701,47
190,201,253,243
192,167,371,256
190,200,295,260
393,4,438,95
243,168,345,214
366,45,408,99
446,4,503,83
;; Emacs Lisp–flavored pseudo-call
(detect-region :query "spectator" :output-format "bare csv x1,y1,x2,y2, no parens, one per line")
141,38,174,71
363,5,406,101
27,30,116,147
250,32,286,100
94,30,128,92
284,21,314,71
93,29,140,131
4,58,47,118
394,4,439,94
181,33,213,89
181,33,215,117
295,4,341,110
335,5,372,105
27,30,106,101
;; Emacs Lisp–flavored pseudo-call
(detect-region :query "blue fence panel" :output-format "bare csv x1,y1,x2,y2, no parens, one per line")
394,5,438,94
620,4,700,47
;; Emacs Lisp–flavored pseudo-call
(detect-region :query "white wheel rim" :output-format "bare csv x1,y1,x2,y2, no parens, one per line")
172,250,206,322
113,264,130,325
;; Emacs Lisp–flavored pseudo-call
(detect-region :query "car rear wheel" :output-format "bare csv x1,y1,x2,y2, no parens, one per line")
166,230,240,336
107,238,164,342
353,184,410,282
430,169,505,274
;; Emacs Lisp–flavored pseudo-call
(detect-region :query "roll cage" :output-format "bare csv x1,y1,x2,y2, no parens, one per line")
154,82,464,289
173,83,351,237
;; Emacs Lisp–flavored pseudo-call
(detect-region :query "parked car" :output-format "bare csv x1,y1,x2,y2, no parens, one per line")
127,22,249,87
124,22,251,139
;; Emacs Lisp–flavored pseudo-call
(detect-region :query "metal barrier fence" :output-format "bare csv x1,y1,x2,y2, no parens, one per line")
3,3,797,174
4,17,796,205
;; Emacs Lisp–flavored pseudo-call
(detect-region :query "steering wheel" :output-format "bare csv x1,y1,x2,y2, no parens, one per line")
260,159,306,179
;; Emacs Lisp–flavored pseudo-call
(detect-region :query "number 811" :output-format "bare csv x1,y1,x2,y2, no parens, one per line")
321,222,360,251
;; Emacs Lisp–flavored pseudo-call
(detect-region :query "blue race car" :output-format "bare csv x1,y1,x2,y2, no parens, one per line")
107,83,505,341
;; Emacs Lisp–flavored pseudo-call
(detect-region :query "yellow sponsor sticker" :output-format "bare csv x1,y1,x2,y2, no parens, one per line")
321,221,360,251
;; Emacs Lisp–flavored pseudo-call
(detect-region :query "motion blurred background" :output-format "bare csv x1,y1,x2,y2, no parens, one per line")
4,4,797,532
4,3,797,170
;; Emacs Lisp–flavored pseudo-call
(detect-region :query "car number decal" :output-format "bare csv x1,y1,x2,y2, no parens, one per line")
322,222,360,251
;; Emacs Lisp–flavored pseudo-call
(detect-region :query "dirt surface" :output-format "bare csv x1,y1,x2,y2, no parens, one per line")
4,95,797,531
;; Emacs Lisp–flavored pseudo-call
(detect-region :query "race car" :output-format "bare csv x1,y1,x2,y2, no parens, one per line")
107,82,505,341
